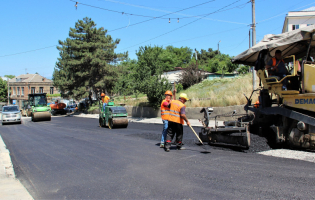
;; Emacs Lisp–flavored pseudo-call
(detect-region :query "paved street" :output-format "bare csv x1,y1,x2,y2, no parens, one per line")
1,116,315,199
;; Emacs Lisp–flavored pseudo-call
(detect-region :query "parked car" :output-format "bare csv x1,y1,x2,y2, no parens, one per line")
1,105,22,125
64,104,77,113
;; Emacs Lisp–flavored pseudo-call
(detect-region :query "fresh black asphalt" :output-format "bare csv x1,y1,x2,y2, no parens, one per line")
0,116,315,199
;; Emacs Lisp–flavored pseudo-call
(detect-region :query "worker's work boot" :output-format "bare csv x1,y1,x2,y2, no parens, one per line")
160,143,164,148
164,147,170,152
177,146,186,150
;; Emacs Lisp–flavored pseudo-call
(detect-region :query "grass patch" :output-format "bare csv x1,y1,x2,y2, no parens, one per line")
111,74,259,108
181,73,259,107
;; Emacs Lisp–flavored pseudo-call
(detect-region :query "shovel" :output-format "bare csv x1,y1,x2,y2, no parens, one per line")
189,125,210,153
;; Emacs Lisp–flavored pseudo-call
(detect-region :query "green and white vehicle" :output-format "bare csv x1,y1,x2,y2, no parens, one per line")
28,93,51,122
99,100,128,129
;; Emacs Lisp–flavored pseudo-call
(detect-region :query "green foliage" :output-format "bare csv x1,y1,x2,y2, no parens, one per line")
0,77,7,102
237,65,250,74
4,75,15,79
193,48,219,66
130,46,172,108
179,63,203,89
176,83,183,93
53,17,127,102
113,59,137,96
202,54,239,74
47,93,61,97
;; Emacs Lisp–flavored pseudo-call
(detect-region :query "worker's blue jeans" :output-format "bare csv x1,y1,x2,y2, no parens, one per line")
103,103,107,111
160,120,168,144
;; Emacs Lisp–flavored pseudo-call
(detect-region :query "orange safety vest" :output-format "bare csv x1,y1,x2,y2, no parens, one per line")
102,96,110,103
161,99,170,120
271,57,284,69
168,100,186,125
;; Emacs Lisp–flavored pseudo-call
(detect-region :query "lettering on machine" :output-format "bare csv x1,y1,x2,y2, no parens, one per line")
295,99,315,104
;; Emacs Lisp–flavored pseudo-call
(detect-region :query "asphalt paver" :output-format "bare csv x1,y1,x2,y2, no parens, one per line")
0,116,315,199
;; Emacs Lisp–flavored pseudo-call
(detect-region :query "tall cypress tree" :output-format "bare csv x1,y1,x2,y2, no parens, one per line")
53,17,126,103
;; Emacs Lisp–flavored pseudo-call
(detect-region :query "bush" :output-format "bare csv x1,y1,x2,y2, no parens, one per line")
179,63,203,89
47,93,61,97
176,83,183,93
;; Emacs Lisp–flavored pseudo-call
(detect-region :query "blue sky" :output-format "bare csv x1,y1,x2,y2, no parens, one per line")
1,0,315,79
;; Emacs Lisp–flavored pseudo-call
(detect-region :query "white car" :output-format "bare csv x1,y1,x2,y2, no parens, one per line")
1,105,22,125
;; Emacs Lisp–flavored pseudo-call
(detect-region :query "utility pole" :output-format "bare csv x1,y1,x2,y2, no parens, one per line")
7,78,9,104
218,40,221,55
251,0,256,90
249,29,251,48
195,48,198,66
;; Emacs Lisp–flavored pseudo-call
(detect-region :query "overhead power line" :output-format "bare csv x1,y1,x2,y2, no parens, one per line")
72,0,249,25
118,0,243,51
0,45,57,58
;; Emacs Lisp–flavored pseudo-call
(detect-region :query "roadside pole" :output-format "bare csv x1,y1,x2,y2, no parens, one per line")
7,78,9,104
251,0,256,90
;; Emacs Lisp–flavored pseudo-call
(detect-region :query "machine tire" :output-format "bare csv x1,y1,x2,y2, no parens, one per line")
99,117,104,128
108,119,114,129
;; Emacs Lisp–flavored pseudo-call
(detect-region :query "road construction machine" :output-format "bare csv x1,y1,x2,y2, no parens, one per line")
28,93,51,122
99,100,128,129
226,25,315,150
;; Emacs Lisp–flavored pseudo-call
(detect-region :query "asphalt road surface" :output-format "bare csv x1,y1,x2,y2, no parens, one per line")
1,116,315,199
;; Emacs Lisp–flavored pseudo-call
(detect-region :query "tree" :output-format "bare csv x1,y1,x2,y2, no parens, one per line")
237,65,250,74
130,46,172,108
0,77,8,102
179,63,203,89
53,17,126,103
4,75,15,79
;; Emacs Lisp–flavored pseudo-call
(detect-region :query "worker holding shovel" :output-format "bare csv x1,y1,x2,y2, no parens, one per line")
164,93,190,152
160,90,173,148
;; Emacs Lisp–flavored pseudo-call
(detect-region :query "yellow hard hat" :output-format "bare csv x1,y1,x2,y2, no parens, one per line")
179,93,189,101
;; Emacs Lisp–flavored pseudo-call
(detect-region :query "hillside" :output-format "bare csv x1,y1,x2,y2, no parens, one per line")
114,73,259,108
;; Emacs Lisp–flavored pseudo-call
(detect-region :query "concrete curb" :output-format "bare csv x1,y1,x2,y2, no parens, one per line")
71,114,224,127
0,135,33,200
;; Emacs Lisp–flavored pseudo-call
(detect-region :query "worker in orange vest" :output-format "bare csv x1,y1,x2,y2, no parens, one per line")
265,50,289,90
101,93,110,111
164,93,190,152
160,90,174,148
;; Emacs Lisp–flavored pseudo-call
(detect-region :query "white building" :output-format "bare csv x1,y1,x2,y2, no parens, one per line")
282,7,315,33
161,69,183,84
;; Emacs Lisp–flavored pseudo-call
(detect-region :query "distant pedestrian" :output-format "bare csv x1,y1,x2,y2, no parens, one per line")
160,90,173,148
164,93,190,152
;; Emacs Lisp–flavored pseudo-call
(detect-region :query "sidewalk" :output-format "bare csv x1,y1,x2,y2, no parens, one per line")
71,113,224,127
0,135,33,200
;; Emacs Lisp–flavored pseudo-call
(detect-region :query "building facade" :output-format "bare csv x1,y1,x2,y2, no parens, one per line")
282,7,315,33
9,74,58,108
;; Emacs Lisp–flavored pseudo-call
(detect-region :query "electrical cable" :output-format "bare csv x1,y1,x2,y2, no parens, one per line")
117,0,243,51
0,45,57,58
160,26,247,46
72,0,249,25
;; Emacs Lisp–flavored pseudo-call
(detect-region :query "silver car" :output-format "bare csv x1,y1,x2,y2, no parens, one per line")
1,105,22,125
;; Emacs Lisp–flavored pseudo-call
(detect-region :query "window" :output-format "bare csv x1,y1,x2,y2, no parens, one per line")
292,24,299,30
50,87,54,94
13,87,16,95
307,24,313,26
39,87,43,93
31,87,35,94
17,87,20,95
21,87,24,96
